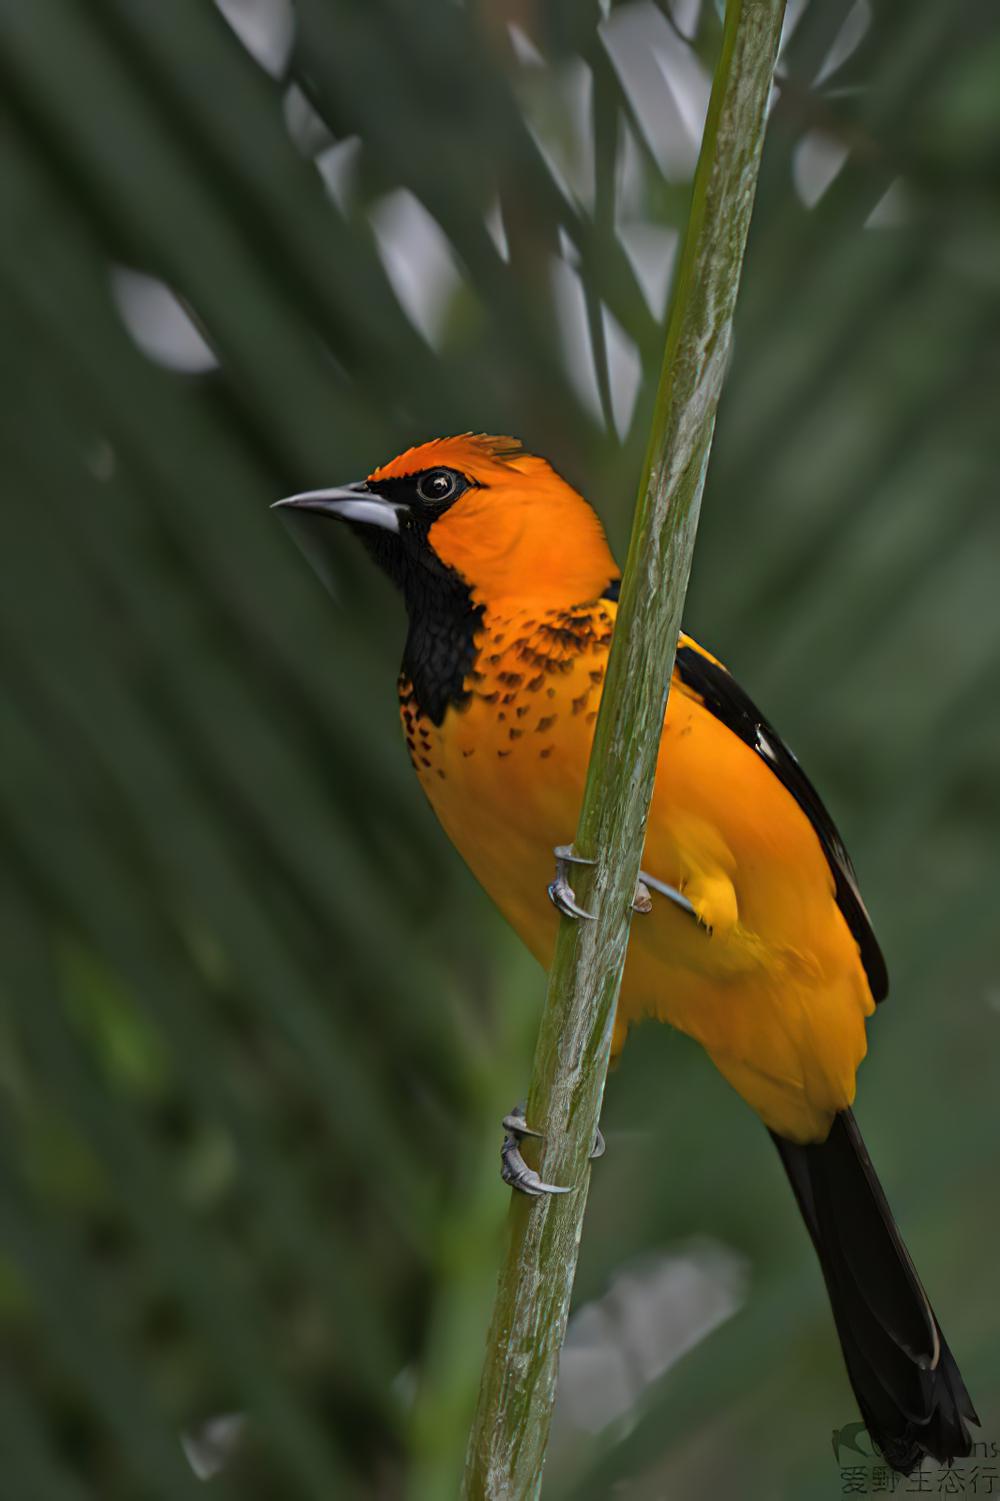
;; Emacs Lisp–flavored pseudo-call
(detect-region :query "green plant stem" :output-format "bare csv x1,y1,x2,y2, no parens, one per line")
461,1,787,1496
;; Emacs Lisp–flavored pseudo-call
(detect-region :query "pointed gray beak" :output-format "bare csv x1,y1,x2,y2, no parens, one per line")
272,483,401,533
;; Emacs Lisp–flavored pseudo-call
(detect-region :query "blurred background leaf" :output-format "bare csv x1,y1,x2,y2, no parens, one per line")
0,1,997,1497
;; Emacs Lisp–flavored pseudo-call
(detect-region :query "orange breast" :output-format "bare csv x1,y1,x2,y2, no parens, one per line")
401,602,875,1143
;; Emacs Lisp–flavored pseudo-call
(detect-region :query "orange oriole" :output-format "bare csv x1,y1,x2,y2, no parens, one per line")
276,433,977,1472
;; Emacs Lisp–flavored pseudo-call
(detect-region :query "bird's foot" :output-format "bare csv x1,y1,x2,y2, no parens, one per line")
501,1107,569,1197
548,850,698,926
547,844,595,920
636,870,702,924
500,1103,605,1197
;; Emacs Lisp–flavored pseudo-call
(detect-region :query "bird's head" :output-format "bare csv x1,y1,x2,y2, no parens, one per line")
274,434,619,610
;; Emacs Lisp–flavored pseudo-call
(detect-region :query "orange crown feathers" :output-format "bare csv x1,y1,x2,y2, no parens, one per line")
369,434,525,485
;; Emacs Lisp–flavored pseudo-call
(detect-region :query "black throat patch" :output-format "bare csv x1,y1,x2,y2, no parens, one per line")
400,565,483,726
357,524,483,726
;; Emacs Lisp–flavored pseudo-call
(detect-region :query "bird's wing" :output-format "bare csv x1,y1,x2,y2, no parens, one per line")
672,638,889,1003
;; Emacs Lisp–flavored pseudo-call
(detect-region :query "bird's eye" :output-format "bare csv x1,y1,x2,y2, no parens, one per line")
416,469,458,504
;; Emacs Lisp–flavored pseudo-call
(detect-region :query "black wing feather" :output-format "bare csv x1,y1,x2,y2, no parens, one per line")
674,645,888,1003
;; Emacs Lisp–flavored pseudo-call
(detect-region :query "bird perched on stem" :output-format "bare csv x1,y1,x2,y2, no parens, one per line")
275,433,978,1474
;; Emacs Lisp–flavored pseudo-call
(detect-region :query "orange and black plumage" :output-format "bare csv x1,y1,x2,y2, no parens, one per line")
277,434,977,1472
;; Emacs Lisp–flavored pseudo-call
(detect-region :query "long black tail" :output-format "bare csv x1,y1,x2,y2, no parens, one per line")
772,1110,978,1473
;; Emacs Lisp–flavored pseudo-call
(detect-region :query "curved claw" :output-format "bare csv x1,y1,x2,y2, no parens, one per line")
548,844,596,921
548,876,595,921
500,1136,572,1197
632,880,653,915
590,1126,606,1161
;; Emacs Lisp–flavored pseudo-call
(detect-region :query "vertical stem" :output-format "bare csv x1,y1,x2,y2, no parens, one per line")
462,2,786,1496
